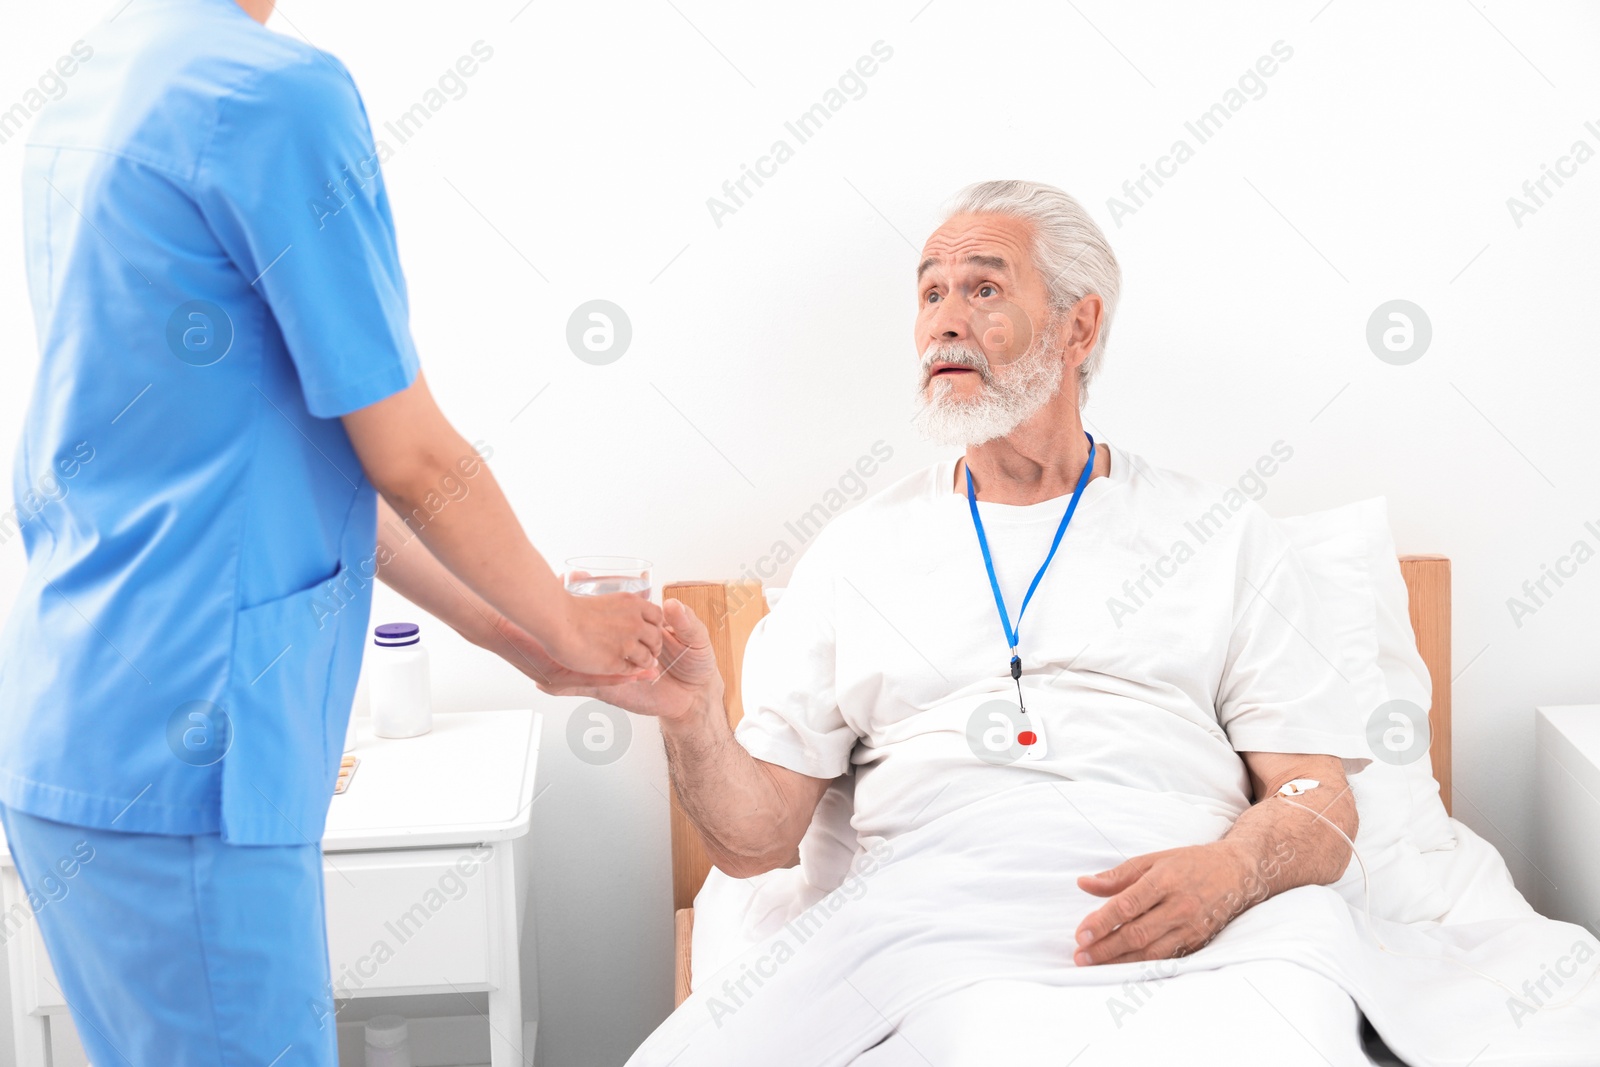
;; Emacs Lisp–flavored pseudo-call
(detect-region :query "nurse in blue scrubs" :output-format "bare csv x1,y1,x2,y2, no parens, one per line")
0,1,664,1062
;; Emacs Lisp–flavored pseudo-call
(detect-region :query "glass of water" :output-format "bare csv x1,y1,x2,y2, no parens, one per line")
564,556,653,599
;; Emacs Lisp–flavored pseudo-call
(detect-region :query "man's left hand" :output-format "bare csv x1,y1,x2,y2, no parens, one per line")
1072,840,1266,966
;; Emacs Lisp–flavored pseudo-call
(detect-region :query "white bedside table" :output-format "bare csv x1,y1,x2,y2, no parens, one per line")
1,708,543,1067
1533,704,1600,932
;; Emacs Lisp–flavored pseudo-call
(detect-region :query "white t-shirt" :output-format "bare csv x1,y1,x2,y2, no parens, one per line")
733,441,1371,845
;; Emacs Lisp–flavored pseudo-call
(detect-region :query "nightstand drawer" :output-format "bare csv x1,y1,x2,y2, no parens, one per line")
324,846,495,995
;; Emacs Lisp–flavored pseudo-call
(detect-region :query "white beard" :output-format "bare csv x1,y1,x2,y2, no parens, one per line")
911,332,1065,447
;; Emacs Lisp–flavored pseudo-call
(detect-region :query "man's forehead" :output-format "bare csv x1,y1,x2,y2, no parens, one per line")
918,213,1034,277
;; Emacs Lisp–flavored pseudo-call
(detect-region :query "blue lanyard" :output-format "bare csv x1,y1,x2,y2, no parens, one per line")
965,432,1096,694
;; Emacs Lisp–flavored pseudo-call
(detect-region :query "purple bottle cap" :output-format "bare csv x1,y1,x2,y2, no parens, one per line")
374,622,420,647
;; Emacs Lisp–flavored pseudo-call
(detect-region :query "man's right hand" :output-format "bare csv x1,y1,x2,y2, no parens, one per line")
538,598,721,722
553,591,666,676
547,597,830,879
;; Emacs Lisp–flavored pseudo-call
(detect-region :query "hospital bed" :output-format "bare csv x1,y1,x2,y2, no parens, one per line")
657,555,1456,1054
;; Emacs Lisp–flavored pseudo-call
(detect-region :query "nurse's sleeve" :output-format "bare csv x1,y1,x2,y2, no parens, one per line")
194,53,418,418
733,535,857,781
1215,512,1371,769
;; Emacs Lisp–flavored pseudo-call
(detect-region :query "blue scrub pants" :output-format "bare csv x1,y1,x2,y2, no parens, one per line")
0,805,337,1065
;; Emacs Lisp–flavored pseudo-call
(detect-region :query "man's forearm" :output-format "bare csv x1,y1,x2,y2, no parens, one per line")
1220,776,1358,907
659,690,815,878
1074,754,1360,966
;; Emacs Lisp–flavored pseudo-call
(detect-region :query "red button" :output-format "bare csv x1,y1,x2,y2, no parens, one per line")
1018,731,1038,746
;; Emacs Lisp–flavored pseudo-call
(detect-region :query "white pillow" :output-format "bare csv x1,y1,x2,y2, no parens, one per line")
1279,497,1456,923
1279,497,1455,851
690,865,818,989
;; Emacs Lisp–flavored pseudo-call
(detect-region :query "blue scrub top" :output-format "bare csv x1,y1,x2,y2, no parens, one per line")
0,0,419,844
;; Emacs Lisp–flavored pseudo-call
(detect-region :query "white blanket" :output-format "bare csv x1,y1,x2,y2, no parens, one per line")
628,781,1600,1066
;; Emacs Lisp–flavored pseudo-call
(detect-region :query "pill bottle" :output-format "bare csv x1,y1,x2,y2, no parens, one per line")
369,623,432,739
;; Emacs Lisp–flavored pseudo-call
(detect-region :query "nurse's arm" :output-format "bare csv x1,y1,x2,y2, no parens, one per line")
370,497,645,689
342,373,663,676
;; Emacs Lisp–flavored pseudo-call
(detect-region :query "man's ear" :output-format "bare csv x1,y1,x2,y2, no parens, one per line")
1064,293,1104,361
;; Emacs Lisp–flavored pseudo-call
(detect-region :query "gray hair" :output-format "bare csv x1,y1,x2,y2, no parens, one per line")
943,180,1121,407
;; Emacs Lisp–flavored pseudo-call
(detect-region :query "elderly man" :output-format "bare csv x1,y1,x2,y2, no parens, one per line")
563,180,1379,1064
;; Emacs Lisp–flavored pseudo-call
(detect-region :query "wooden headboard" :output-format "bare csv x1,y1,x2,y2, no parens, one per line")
662,554,1452,913
1399,556,1452,813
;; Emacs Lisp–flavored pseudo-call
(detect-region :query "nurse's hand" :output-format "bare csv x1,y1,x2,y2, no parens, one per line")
534,599,720,722
553,591,666,675
488,615,657,690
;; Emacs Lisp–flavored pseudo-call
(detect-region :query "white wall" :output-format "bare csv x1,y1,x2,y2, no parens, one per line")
1,1,1597,1063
